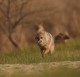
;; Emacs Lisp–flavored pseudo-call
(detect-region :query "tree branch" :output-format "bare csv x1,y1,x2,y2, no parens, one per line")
12,7,57,30
20,0,32,15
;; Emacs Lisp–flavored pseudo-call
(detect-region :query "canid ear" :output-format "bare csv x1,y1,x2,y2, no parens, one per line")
34,23,39,30
34,23,44,31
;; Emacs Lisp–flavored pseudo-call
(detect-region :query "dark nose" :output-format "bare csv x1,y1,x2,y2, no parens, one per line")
35,37,40,41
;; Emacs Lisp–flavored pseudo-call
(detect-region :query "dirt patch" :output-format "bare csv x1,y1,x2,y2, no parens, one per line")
0,61,80,75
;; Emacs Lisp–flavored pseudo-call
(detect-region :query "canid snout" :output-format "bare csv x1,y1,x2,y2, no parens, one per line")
38,39,43,44
36,36,43,41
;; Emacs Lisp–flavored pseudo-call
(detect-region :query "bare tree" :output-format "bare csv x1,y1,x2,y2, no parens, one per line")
0,0,33,48
0,0,55,49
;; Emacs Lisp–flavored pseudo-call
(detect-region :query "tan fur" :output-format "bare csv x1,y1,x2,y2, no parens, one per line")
35,24,55,57
55,33,70,44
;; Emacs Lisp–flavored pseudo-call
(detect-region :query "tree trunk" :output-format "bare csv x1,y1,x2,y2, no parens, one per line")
8,34,19,49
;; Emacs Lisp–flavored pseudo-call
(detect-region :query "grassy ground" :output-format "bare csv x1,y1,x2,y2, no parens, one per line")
0,38,80,64
0,38,80,77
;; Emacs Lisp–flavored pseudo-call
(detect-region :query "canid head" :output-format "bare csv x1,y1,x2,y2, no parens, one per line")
35,24,46,46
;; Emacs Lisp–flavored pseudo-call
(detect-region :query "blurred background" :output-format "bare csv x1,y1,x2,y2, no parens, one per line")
0,0,80,51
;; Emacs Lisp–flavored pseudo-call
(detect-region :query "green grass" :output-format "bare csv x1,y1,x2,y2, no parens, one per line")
0,38,80,64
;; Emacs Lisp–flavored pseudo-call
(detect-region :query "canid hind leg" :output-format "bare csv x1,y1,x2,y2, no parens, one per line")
50,46,55,55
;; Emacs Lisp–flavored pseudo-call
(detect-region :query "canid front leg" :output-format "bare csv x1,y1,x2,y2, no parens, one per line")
41,49,49,58
41,50,45,58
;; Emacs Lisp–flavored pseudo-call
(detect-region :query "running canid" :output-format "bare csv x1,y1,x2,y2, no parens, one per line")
35,24,55,57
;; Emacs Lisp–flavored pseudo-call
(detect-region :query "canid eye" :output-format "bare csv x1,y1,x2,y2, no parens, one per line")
40,37,43,39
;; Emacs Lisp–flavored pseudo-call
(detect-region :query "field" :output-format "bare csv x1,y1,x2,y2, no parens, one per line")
0,38,80,64
0,38,80,77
